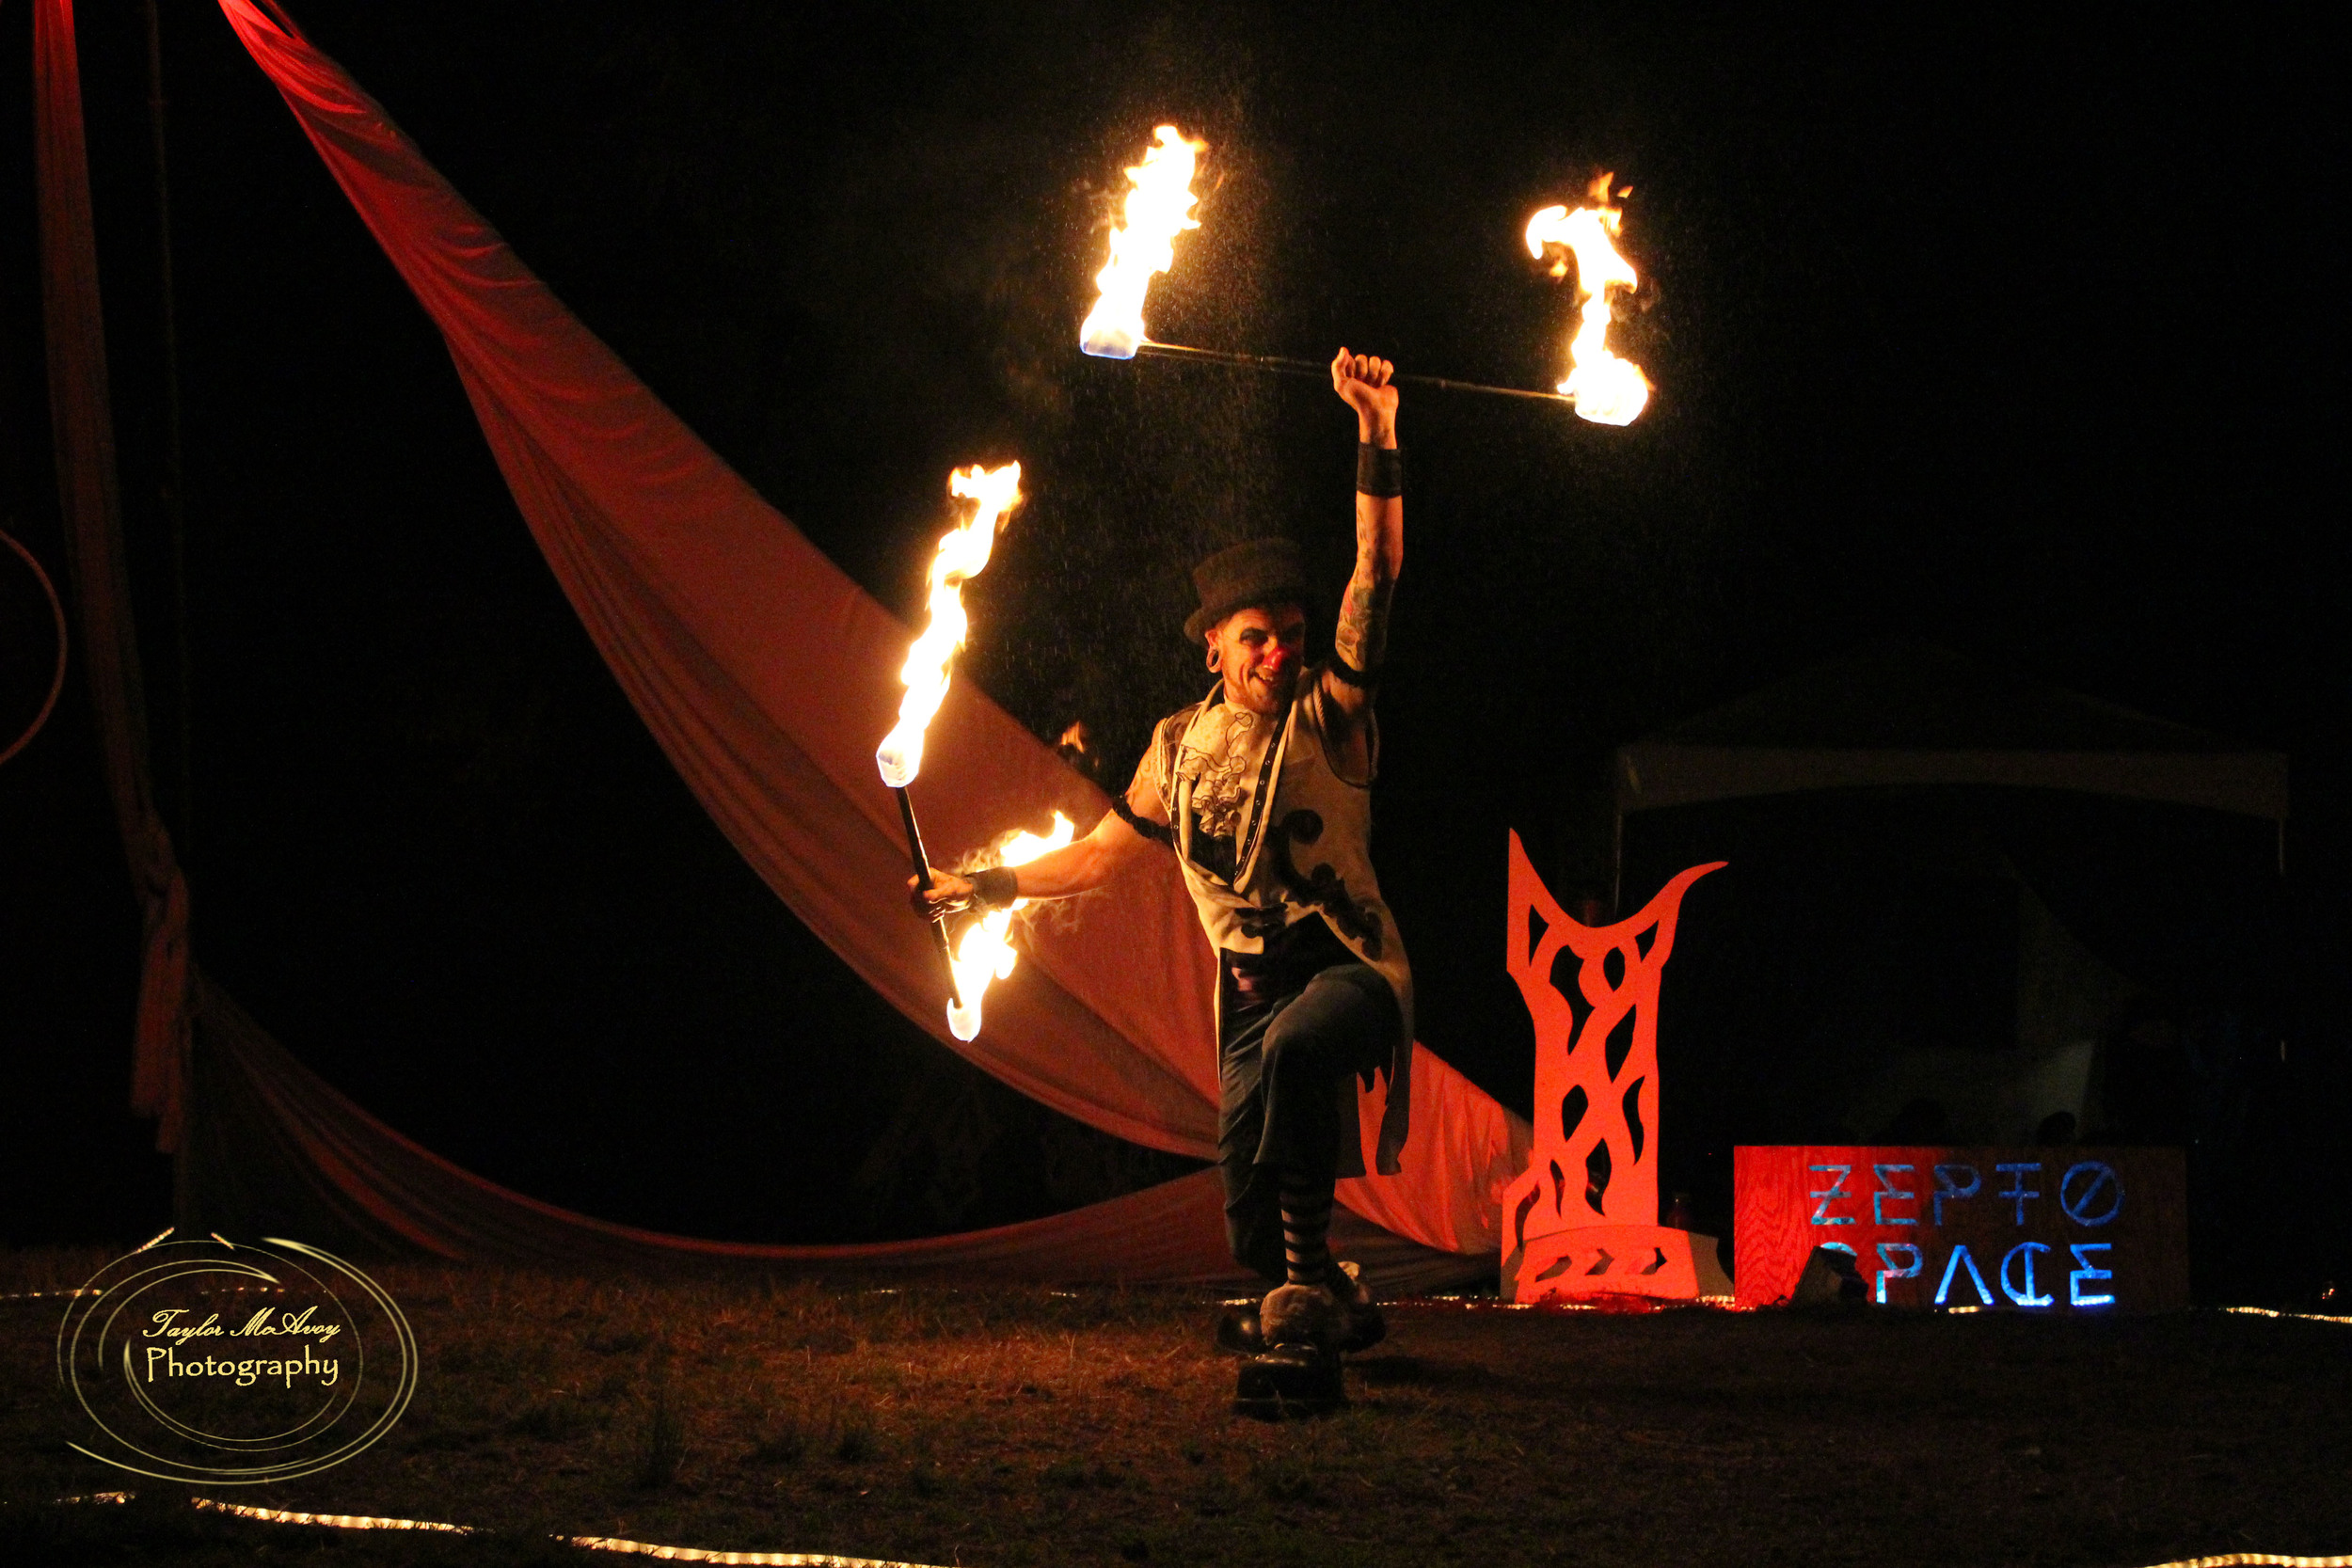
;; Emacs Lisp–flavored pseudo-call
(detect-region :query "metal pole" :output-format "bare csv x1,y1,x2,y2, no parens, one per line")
1130,341,1579,406
894,784,961,1006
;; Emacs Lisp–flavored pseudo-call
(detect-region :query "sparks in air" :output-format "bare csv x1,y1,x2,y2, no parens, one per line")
1079,125,1207,360
1525,175,1650,425
874,461,1025,790
946,813,1074,1041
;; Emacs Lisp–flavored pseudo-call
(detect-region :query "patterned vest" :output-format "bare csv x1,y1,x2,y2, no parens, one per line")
1150,673,1413,1175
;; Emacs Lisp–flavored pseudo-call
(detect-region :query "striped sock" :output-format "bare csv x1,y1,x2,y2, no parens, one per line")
1280,1172,1336,1289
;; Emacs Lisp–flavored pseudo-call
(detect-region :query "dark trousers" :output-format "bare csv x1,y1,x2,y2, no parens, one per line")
1216,956,1399,1283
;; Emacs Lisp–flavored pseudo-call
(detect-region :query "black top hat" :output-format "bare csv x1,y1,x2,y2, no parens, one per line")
1184,537,1311,644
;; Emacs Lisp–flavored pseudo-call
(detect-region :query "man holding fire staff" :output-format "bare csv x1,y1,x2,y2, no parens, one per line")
914,348,1412,1403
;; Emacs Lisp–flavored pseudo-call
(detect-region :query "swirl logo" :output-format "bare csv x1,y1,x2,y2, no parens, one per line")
56,1233,417,1483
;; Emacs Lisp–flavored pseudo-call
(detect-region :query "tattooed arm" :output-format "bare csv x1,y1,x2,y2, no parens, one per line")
1323,348,1402,763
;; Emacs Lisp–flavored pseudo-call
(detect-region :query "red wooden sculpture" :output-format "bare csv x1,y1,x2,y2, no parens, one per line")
1502,833,1724,1302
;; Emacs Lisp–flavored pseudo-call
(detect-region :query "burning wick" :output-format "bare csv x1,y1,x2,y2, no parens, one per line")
876,462,1025,789
876,461,1024,1014
1079,125,1206,360
1524,174,1651,425
946,813,1074,1040
1078,125,1579,410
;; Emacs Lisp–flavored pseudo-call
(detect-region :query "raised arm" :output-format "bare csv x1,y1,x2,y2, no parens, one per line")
1325,347,1403,737
909,764,1171,918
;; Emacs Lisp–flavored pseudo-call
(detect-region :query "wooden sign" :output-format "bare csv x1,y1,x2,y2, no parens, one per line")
1734,1146,2188,1312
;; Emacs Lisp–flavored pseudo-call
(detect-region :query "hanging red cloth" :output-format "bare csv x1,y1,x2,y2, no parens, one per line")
44,0,1526,1274
179,972,1482,1291
33,0,194,1154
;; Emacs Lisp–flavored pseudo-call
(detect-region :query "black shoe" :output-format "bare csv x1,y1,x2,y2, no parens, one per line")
1233,1343,1344,1419
1215,1305,1264,1355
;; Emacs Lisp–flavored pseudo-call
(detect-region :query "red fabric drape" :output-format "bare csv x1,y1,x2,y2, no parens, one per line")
180,972,1485,1291
30,0,1512,1283
24,0,1523,1276
211,0,1528,1258
33,0,193,1154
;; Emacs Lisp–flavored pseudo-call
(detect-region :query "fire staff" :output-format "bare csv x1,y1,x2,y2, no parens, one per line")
914,348,1411,1394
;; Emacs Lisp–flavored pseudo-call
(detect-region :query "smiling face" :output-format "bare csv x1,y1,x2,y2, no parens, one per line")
1206,601,1308,715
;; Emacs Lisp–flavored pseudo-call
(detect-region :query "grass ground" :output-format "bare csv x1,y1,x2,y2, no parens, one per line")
4,1249,2348,1566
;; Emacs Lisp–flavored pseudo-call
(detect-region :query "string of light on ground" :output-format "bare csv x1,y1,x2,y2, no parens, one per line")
30,1494,2341,1568
185,1497,956,1565
2221,1305,2352,1324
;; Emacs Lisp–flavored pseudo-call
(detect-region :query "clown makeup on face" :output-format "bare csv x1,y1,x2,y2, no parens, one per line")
1208,602,1307,715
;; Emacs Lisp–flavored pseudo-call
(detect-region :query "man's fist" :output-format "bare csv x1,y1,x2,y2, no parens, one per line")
909,871,976,920
1331,347,1399,444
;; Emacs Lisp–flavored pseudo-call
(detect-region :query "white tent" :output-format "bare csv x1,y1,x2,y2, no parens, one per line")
1613,641,2287,899
1608,641,2288,1144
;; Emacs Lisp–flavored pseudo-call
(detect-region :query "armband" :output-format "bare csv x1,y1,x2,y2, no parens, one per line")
1328,648,1380,689
1110,794,1175,847
968,865,1020,908
1355,442,1404,498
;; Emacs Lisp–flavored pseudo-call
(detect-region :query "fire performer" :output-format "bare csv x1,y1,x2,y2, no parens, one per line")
914,348,1410,1394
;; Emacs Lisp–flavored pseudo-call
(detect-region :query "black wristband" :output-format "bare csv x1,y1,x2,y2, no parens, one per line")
1328,648,1380,689
1355,442,1404,498
969,865,1020,908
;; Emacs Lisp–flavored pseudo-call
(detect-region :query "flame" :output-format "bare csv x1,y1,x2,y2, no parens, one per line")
1525,174,1650,425
1079,126,1206,359
946,812,1075,1040
875,461,1025,789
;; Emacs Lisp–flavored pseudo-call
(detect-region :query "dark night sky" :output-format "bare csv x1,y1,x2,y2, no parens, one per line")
4,5,2345,1276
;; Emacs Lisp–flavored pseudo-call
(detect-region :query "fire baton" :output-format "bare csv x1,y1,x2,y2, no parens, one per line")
1077,126,1652,426
893,784,961,1006
1124,340,1579,407
877,461,1025,1022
